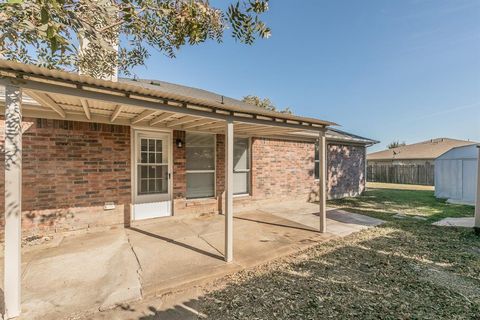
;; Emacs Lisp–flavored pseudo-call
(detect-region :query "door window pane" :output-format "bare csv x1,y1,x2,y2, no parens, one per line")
137,136,168,195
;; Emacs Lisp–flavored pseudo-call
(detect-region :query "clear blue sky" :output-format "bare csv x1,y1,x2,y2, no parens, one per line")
129,0,480,152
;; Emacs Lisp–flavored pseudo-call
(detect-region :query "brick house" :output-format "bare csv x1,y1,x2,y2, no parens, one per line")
0,60,376,317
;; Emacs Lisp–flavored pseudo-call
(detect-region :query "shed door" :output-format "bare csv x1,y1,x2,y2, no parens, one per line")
133,132,172,220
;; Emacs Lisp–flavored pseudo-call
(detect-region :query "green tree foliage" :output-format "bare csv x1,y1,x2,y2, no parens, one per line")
242,95,292,114
387,140,406,149
0,0,271,77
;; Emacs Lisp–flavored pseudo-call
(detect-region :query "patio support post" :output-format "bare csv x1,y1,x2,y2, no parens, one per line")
475,145,480,235
319,130,327,233
4,84,23,319
225,117,234,262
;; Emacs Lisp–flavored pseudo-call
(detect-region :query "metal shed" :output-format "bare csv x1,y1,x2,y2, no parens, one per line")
435,144,479,205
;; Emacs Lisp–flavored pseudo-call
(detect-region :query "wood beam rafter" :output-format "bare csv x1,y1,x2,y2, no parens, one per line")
80,99,91,120
181,118,216,129
3,78,327,132
166,116,198,128
25,90,66,118
150,112,175,126
192,122,225,131
110,105,123,123
131,109,158,124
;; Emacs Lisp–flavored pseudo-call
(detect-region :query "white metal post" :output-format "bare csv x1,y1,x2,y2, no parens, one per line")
319,130,327,233
475,145,480,235
225,118,234,262
4,84,22,319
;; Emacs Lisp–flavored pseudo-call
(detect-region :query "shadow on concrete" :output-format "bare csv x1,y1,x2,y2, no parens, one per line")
233,216,319,233
128,227,224,261
131,223,480,320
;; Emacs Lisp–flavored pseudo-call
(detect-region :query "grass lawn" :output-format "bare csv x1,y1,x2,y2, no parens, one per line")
196,188,479,319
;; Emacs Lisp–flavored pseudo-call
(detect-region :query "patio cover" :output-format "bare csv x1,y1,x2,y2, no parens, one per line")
0,59,331,319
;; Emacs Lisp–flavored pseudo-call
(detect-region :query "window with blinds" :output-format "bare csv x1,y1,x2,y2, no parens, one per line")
186,132,216,199
233,137,250,195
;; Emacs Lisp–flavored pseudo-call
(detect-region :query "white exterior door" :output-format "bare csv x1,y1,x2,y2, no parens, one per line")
133,131,172,220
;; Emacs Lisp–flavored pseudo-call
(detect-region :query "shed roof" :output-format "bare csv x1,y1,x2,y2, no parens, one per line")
368,138,477,160
436,144,479,161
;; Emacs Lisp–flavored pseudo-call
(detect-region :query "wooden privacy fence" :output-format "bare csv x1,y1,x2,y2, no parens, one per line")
367,163,434,186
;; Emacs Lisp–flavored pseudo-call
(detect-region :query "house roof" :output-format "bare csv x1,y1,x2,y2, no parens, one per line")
0,60,377,144
368,138,477,160
121,78,378,146
0,59,336,128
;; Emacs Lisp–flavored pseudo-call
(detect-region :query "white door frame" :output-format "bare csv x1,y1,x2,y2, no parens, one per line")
131,127,173,220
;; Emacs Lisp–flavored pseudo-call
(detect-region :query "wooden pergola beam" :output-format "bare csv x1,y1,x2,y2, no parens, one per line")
25,90,66,118
475,145,480,234
166,116,198,128
181,118,216,129
4,84,22,319
110,105,123,123
131,109,158,124
319,131,327,233
193,122,225,131
150,112,175,126
80,99,91,120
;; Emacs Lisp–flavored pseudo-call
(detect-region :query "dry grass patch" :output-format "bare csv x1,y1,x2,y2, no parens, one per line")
193,189,479,319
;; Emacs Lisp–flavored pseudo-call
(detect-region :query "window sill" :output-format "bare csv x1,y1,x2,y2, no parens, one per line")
234,193,251,198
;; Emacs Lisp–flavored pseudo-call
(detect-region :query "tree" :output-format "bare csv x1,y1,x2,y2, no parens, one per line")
0,0,271,78
387,140,406,149
242,95,292,114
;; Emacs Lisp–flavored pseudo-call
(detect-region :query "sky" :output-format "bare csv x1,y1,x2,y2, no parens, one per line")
129,0,480,152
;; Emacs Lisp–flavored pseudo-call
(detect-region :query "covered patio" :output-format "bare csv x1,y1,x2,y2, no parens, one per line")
0,60,337,318
0,201,383,319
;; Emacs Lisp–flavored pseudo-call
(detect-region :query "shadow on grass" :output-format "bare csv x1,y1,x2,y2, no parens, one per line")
134,223,480,319
120,189,479,319
330,189,474,222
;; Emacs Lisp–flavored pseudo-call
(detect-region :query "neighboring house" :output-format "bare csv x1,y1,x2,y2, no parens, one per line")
435,144,479,205
367,138,476,185
0,60,379,319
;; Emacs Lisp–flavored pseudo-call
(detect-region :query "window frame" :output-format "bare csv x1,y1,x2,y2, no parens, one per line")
314,141,320,180
185,132,217,199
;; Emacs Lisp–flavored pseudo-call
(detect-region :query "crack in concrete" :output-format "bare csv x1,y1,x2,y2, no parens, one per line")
198,234,224,257
178,220,224,258
125,230,144,299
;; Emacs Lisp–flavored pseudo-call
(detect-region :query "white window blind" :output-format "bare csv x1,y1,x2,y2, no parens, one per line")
233,137,250,195
186,132,215,199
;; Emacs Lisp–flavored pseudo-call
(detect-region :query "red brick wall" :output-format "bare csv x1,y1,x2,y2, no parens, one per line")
0,117,131,238
250,138,366,202
0,119,366,239
251,138,316,200
172,130,186,199
172,134,366,214
327,144,366,199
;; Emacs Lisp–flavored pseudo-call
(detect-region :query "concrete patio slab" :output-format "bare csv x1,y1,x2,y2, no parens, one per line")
1,202,384,320
432,217,475,228
1,229,142,320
